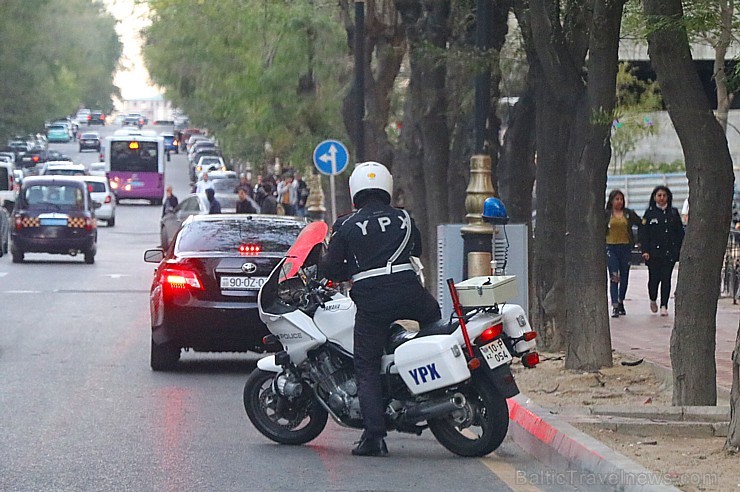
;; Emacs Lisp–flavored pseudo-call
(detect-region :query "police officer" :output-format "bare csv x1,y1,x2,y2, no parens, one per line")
320,162,441,457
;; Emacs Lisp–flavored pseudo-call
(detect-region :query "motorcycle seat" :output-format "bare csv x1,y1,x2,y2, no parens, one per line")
385,318,459,354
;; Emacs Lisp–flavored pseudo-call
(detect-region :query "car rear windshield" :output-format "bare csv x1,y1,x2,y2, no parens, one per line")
48,125,66,131
211,179,239,193
85,181,106,193
22,184,85,210
81,133,98,139
176,219,304,254
0,167,9,191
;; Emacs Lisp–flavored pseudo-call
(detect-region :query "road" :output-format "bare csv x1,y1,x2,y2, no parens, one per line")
0,126,585,491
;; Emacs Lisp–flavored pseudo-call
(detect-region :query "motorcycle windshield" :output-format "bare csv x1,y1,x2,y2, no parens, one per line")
280,220,328,281
259,220,328,316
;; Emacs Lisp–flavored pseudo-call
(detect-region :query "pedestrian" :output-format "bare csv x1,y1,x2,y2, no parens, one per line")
277,174,296,216
639,185,684,316
236,188,257,214
294,172,309,217
205,188,221,214
259,183,278,214
234,173,253,197
195,172,213,194
162,185,178,216
319,161,440,457
681,197,689,225
605,189,642,318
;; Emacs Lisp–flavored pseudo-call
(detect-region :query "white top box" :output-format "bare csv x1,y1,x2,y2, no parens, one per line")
454,275,518,307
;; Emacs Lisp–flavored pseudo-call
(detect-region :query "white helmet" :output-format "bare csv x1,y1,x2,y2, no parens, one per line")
349,161,393,204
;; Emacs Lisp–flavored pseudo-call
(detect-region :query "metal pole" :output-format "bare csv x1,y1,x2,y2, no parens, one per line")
330,175,337,224
462,0,494,280
474,0,491,153
355,0,365,162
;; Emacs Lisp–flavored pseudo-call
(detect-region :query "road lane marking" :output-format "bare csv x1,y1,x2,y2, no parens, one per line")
3,290,42,294
460,428,540,491
0,272,8,278
104,274,132,279
480,457,541,492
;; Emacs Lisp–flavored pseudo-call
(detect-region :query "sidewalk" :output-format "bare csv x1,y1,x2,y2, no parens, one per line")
609,266,739,392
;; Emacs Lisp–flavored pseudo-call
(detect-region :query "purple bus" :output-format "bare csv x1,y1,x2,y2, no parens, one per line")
105,132,165,205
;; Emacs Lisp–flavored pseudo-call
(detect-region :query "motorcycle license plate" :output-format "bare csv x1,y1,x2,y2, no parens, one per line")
480,339,512,369
220,276,267,290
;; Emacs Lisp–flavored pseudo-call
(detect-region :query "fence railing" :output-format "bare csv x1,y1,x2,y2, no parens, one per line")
721,230,740,304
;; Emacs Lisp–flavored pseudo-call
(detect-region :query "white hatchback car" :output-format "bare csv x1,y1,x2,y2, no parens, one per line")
83,176,116,226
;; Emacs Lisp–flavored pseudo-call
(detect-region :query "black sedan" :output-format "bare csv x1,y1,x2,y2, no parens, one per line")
78,132,101,152
144,214,308,370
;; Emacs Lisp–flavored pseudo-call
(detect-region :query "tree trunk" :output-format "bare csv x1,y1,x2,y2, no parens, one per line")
527,0,591,352
714,0,734,133
564,0,624,370
642,0,735,406
725,318,740,452
395,0,452,293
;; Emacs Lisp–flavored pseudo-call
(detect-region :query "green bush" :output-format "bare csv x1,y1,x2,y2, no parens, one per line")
621,159,685,175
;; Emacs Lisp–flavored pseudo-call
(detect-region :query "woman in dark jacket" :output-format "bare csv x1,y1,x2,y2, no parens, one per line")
639,185,684,316
605,189,642,318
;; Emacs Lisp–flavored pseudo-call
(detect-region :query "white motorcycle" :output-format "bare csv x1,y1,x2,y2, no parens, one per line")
243,221,539,457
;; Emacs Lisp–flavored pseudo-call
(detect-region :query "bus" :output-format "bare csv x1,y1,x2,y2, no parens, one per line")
105,132,165,205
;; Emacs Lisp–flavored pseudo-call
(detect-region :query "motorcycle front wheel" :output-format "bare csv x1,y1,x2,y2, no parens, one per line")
243,369,328,445
428,378,509,457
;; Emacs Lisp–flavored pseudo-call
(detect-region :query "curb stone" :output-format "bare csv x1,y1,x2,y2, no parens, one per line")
508,394,680,492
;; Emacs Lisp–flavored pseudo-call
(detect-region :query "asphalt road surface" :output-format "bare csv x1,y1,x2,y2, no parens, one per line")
0,127,587,491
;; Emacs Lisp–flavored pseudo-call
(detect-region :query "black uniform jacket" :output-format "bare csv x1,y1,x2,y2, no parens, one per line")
639,205,684,262
320,200,422,284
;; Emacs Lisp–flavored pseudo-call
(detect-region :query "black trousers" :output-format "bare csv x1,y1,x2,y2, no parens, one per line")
647,257,676,308
351,274,441,439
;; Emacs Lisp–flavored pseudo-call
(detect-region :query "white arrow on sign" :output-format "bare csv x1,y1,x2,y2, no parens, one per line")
319,144,338,174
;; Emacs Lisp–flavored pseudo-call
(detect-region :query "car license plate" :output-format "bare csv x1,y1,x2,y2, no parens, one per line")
479,339,512,369
130,181,144,188
220,276,267,290
40,218,68,226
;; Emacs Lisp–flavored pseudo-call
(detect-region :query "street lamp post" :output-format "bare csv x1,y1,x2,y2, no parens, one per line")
355,0,365,162
461,0,495,279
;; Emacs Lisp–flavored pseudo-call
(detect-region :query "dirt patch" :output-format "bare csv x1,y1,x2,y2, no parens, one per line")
512,352,738,491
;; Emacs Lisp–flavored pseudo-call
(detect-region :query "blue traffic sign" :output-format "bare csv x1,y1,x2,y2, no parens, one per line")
313,139,349,176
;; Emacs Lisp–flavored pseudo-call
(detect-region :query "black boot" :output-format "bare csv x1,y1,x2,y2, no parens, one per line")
611,306,620,318
352,435,389,457
618,302,626,316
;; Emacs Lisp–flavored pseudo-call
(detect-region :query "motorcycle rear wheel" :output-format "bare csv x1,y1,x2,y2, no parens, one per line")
243,369,328,445
428,379,509,457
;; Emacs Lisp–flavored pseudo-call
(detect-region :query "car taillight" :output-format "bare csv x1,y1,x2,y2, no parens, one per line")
32,155,39,163
522,352,540,368
85,217,94,231
110,180,119,190
14,215,22,230
161,268,204,290
474,322,503,345
104,195,112,204
239,244,261,254
87,115,92,121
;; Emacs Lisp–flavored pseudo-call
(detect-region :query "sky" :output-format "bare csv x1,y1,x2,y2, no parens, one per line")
104,0,162,101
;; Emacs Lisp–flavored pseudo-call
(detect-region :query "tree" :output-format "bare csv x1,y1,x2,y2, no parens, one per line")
143,0,348,169
726,318,740,451
610,63,661,173
642,0,735,405
0,0,120,140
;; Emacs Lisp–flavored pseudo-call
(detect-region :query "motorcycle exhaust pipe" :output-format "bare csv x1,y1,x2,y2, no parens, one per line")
403,393,467,424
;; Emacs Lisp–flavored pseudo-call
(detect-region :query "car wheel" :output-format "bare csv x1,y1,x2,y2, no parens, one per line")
151,338,180,371
160,227,169,250
84,250,95,264
107,216,115,227
11,249,23,263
